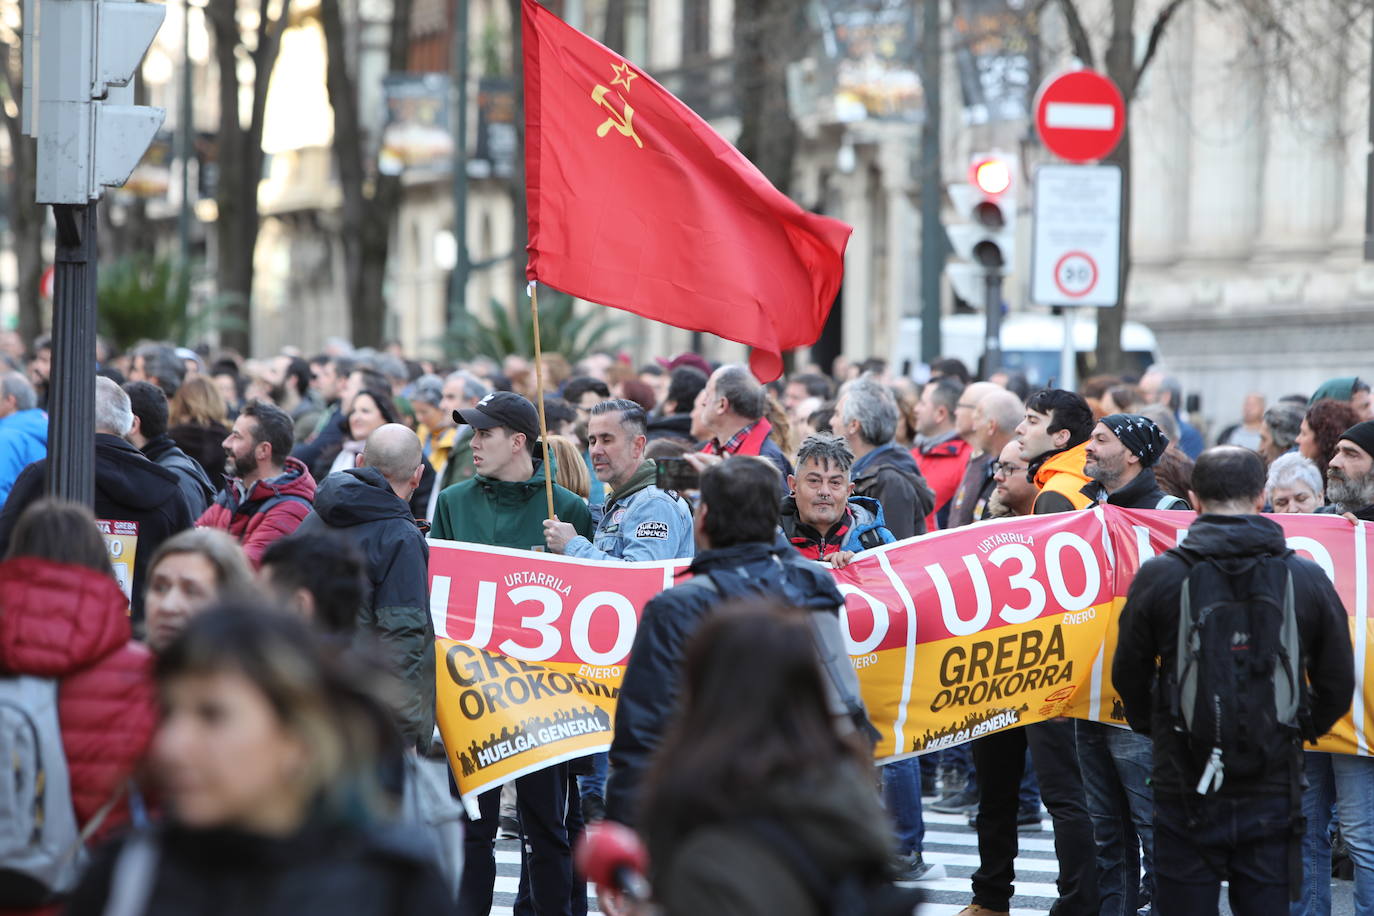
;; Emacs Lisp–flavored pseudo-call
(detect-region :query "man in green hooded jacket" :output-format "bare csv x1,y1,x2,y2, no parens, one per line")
429,390,591,916
430,390,591,548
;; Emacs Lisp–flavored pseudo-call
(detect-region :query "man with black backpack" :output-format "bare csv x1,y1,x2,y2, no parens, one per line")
606,456,879,829
1113,446,1354,913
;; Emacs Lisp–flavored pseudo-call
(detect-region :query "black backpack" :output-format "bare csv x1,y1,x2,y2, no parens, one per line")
1170,552,1307,794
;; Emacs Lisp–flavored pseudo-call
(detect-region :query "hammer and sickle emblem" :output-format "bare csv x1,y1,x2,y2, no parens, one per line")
591,85,644,149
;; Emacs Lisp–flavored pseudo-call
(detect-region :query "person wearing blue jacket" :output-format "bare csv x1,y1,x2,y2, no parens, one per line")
544,398,693,823
779,433,938,881
781,434,896,568
0,371,46,506
544,398,694,564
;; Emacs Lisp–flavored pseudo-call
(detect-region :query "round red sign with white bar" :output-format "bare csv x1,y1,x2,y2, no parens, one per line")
1035,70,1126,163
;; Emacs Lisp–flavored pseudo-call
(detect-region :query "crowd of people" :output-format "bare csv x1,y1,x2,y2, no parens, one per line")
0,326,1372,915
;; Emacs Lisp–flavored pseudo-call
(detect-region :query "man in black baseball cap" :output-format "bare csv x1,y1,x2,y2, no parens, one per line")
453,390,542,445
432,388,593,916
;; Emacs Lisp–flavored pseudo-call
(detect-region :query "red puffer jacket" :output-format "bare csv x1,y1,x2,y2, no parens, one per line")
196,455,317,567
0,557,157,838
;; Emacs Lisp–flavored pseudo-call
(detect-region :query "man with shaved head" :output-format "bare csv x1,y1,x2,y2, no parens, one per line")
947,384,1018,528
295,423,434,749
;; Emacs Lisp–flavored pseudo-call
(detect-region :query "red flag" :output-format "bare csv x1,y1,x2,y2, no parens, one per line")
521,0,851,382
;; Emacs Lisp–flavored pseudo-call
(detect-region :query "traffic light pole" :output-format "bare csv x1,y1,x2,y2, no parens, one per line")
46,204,98,505
983,269,1002,376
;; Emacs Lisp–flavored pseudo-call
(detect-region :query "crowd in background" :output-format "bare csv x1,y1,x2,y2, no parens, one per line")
0,324,1372,915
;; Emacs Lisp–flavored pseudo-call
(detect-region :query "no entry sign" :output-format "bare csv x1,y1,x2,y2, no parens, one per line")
1031,164,1122,308
1035,70,1125,163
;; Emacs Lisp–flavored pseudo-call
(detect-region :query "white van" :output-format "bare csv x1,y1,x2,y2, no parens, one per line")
895,313,1160,387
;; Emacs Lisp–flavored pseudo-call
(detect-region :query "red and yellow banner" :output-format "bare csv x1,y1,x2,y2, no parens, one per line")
429,509,1374,809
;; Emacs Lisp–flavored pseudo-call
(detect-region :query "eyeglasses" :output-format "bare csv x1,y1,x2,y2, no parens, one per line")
992,461,1026,478
956,402,977,410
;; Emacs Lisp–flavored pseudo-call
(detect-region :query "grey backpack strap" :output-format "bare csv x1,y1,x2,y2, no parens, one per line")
1156,495,1189,511
101,832,159,916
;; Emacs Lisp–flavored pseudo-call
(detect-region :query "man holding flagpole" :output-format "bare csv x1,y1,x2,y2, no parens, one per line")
430,390,592,916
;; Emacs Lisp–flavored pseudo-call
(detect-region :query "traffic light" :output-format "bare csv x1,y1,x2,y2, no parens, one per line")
946,151,1017,274
24,0,166,204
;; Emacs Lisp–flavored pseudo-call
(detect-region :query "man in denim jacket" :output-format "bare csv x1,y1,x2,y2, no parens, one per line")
544,398,694,563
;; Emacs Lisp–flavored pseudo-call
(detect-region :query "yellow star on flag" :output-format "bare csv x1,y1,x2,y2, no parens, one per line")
610,61,637,93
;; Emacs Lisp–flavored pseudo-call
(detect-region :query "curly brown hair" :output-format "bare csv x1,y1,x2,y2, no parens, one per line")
1302,399,1362,473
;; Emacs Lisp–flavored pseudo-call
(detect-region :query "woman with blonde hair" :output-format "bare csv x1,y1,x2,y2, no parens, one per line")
169,374,232,492
545,433,592,501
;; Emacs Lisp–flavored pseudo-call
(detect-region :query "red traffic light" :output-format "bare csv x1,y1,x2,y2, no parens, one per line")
971,157,1013,196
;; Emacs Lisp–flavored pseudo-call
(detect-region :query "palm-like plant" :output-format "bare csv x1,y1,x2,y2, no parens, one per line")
98,255,239,351
445,288,627,364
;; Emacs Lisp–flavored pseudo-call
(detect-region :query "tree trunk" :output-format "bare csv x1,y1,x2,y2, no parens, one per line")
1096,0,1136,375
0,28,45,344
322,0,413,348
206,0,292,355
732,0,803,194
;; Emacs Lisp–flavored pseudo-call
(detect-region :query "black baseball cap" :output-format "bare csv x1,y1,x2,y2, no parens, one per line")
455,391,541,442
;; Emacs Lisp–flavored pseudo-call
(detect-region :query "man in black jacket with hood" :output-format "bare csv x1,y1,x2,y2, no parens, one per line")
0,376,192,618
605,456,862,827
1113,446,1354,913
294,423,435,749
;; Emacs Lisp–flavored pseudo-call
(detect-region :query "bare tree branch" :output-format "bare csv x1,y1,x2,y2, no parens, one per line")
1056,0,1096,67
1134,0,1189,88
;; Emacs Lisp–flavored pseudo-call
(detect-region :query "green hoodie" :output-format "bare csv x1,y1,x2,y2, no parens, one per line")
430,458,592,550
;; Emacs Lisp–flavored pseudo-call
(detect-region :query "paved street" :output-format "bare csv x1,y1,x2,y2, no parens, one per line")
489,809,1357,915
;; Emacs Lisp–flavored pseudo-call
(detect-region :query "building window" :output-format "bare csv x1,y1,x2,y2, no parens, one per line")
682,0,711,61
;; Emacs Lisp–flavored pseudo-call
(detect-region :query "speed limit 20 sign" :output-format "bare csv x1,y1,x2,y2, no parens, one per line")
1030,164,1122,308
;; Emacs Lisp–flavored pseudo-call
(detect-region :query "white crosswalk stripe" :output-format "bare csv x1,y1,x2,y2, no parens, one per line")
485,808,1060,915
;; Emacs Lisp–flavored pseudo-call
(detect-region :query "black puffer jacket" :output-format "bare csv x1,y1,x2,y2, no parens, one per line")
295,466,435,748
1113,514,1354,797
605,537,846,826
64,821,450,916
0,434,193,618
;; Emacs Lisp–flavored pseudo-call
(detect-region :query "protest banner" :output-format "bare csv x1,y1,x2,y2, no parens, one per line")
430,542,684,810
429,509,1373,807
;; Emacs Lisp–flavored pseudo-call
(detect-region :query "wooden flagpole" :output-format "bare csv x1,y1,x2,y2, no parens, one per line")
529,282,557,520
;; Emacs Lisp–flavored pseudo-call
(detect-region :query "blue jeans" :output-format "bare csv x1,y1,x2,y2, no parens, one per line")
577,752,608,801
1293,752,1337,916
1078,722,1154,916
1334,754,1374,913
1155,793,1292,916
1294,752,1374,915
881,756,925,855
921,744,974,787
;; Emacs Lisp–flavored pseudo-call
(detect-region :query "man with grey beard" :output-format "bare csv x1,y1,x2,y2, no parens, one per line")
1325,421,1374,521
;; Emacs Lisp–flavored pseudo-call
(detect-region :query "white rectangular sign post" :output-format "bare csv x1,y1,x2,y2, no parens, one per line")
1030,164,1122,308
